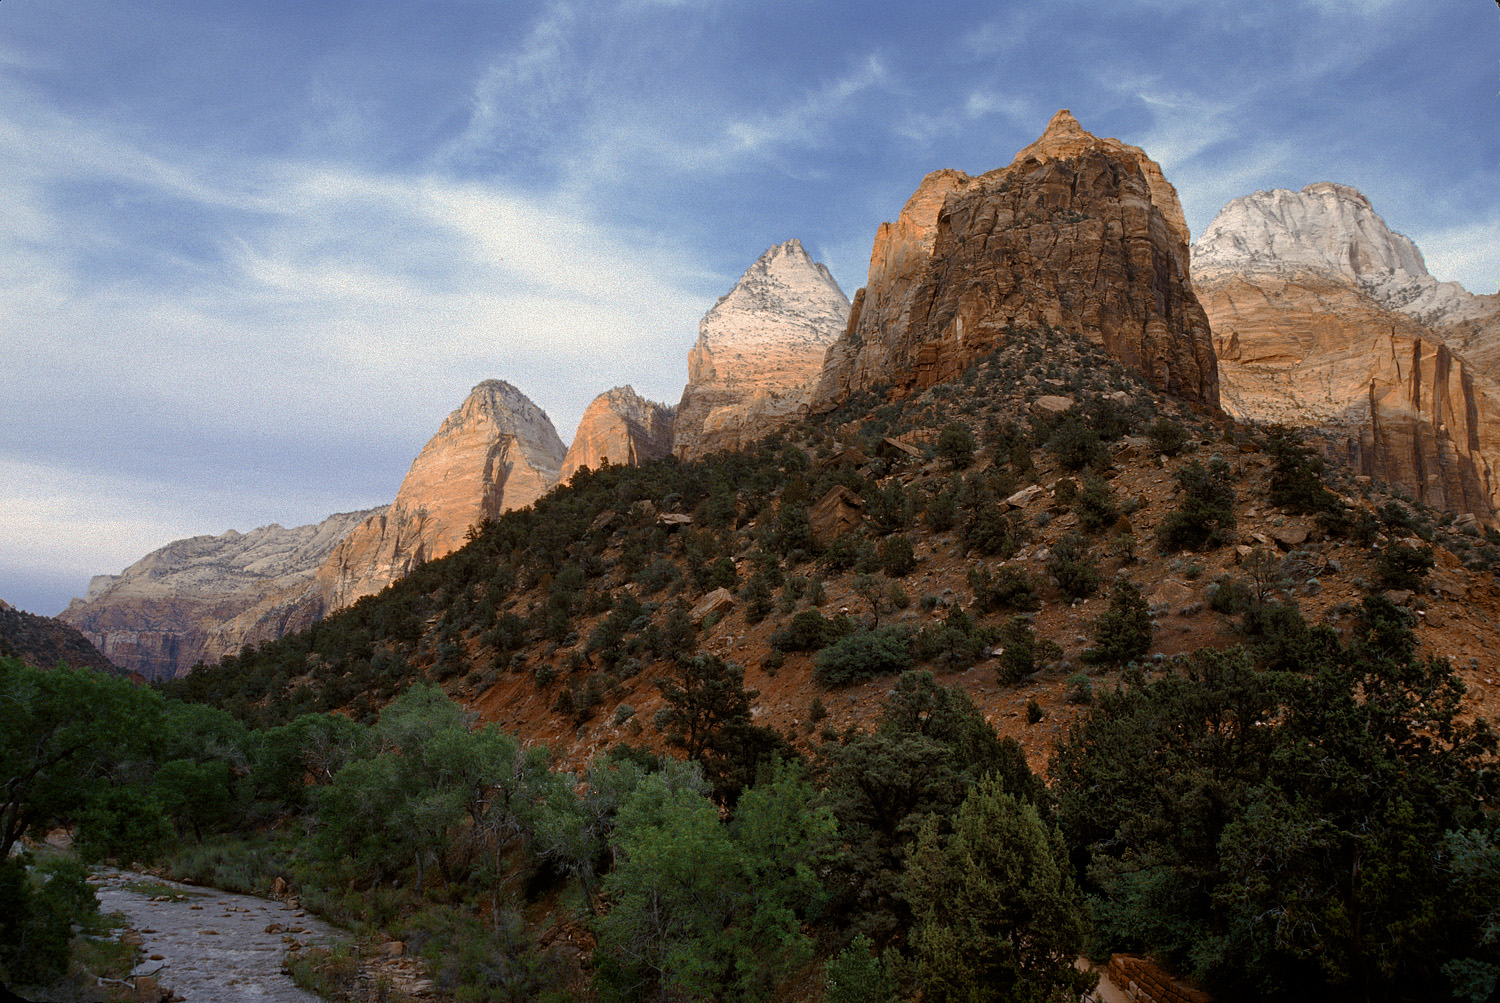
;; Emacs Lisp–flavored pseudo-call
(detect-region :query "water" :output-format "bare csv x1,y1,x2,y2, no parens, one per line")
91,868,340,1002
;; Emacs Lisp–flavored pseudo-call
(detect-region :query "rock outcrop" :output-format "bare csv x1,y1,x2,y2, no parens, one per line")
57,510,380,680
673,239,850,459
812,109,1219,411
1194,183,1500,519
317,380,566,610
558,387,675,484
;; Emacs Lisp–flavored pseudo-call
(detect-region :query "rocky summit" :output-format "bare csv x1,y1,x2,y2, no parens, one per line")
317,380,566,611
558,386,675,485
812,109,1219,412
57,510,381,680
673,239,850,459
1194,183,1500,518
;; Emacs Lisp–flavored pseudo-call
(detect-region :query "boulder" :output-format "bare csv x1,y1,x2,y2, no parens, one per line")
690,588,736,624
1031,395,1076,417
809,486,865,544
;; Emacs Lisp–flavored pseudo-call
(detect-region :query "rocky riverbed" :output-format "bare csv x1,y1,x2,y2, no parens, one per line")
90,869,339,1002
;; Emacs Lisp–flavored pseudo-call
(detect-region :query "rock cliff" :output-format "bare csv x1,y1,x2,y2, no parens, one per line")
812,109,1219,411
1194,183,1500,518
317,380,566,610
558,387,675,484
673,239,850,459
57,509,381,680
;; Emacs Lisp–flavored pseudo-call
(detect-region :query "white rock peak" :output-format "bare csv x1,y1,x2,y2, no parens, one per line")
1192,182,1486,330
696,238,850,367
448,379,567,478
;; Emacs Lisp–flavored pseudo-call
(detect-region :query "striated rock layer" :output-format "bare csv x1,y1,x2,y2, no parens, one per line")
812,109,1219,412
1194,183,1500,519
318,380,566,610
673,239,850,459
559,387,675,484
57,510,381,680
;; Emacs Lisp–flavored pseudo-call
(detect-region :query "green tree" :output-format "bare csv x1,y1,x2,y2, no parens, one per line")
938,423,977,470
1086,577,1153,667
1158,458,1237,552
902,777,1094,1003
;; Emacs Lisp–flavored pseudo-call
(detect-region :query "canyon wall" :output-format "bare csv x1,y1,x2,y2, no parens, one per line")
558,386,675,484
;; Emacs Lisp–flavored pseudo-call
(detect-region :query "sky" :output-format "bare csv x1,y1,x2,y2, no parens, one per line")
2,0,1496,616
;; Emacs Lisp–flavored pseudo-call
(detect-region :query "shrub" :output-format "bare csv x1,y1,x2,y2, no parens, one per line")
770,609,849,652
879,535,916,577
814,627,914,687
1075,477,1120,534
1265,426,1340,514
1208,577,1255,615
1025,699,1045,724
970,564,1041,613
1085,578,1153,667
1147,417,1191,457
1048,417,1108,471
1157,458,1237,552
996,617,1038,684
1065,674,1093,705
938,423,977,470
1047,533,1101,599
927,484,958,532
1377,543,1435,592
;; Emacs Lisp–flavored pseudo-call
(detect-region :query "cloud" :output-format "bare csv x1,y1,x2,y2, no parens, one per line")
1408,216,1500,296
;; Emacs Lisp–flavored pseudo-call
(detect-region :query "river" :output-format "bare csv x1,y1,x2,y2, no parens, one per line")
91,868,340,1002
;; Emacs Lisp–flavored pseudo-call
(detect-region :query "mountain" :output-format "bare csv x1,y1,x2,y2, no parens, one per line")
56,510,381,680
316,380,567,610
672,239,850,459
1193,183,1500,518
0,598,124,675
558,386,675,485
812,109,1219,412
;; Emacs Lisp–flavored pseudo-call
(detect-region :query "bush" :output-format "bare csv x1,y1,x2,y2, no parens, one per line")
1377,543,1435,592
927,484,958,532
1147,417,1191,457
1075,476,1120,534
1085,578,1153,667
879,535,916,577
1157,458,1237,552
996,617,1038,684
1265,426,1339,514
938,423,977,470
1208,577,1255,615
770,609,849,652
1026,699,1045,724
815,627,914,687
1065,674,1093,705
1047,533,1101,599
969,564,1041,613
1048,417,1108,471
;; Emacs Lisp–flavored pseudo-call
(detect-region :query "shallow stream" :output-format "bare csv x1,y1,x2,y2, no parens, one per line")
91,868,340,1002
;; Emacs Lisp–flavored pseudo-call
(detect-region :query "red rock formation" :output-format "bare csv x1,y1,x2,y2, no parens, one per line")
558,386,675,484
813,110,1219,412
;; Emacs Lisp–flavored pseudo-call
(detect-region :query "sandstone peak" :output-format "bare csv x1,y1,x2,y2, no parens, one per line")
673,240,850,458
559,386,675,483
813,111,1218,411
318,380,567,610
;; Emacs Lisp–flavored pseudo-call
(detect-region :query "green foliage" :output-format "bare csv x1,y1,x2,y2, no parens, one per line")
824,935,897,1003
0,658,166,859
814,626,913,687
1157,457,1237,552
926,482,958,532
1377,542,1436,592
937,423,977,470
1047,532,1101,599
901,777,1094,1003
995,617,1038,684
1047,415,1108,471
0,854,100,986
878,534,916,576
1052,609,1500,1001
969,563,1041,613
1265,425,1340,514
1085,578,1153,667
769,609,850,652
1076,476,1120,533
1147,417,1191,457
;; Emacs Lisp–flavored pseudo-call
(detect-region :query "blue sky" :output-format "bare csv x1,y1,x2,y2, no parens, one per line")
2,0,1496,615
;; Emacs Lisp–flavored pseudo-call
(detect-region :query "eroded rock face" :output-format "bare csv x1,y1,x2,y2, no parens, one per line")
558,387,675,484
673,239,850,459
1194,183,1500,518
57,510,381,680
812,109,1219,412
317,380,566,610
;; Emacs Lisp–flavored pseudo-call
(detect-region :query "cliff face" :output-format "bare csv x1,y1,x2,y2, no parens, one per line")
56,509,381,680
1194,184,1500,519
317,380,566,610
558,387,675,485
813,109,1219,411
673,239,850,459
